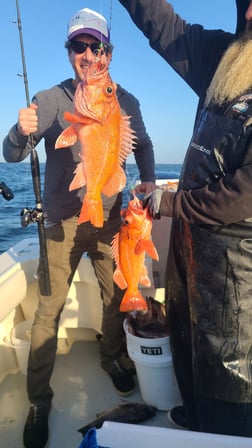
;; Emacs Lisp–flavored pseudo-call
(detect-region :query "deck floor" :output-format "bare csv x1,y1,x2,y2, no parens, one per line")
0,340,176,448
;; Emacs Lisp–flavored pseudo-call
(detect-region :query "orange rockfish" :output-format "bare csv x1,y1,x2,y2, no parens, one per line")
55,64,135,227
112,194,159,312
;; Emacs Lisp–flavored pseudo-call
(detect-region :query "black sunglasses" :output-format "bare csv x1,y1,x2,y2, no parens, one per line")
68,40,110,56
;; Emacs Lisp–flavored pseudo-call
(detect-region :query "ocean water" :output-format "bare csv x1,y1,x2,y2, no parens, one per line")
0,162,181,254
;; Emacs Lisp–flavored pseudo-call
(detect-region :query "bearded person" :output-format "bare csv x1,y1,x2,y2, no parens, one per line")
118,0,252,437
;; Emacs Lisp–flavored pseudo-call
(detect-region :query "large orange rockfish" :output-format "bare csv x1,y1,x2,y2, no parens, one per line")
112,194,159,312
55,64,135,227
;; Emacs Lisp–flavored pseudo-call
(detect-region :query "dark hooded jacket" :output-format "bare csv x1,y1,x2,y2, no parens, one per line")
236,0,249,35
119,0,252,425
119,0,252,229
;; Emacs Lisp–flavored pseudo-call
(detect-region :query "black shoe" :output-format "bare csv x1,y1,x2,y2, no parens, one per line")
103,360,135,396
23,404,51,448
167,405,188,429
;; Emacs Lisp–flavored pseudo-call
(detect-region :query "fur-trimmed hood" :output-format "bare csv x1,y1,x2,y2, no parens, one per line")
236,0,249,35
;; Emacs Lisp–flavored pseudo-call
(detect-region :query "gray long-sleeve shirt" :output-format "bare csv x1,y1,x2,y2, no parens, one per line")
3,78,155,223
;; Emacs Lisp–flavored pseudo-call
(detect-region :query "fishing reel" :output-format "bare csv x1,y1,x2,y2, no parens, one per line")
20,207,46,227
0,182,14,201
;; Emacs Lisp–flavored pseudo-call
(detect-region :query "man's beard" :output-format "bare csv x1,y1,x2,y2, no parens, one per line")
205,30,252,107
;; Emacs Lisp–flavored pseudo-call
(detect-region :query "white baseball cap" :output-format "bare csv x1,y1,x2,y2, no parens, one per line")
67,8,110,44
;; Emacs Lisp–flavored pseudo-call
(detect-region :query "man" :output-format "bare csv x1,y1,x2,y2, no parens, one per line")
118,0,252,438
3,7,156,448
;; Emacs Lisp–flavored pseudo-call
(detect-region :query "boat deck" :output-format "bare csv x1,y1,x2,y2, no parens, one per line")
1,233,252,447
0,339,174,448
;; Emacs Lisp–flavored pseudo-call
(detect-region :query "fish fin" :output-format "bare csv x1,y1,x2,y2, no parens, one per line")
78,196,104,228
111,232,120,266
135,239,159,261
64,111,96,125
139,274,152,287
102,165,126,196
69,163,86,191
120,290,148,312
118,115,137,165
113,268,128,289
64,111,81,123
111,233,128,289
139,263,152,287
55,126,78,148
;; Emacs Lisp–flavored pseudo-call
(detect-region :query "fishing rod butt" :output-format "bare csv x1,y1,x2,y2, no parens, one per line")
0,182,14,201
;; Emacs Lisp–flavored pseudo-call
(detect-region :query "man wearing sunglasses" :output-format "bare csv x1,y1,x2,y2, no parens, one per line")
3,7,156,448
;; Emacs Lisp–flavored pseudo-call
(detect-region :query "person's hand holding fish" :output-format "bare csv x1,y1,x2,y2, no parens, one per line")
142,188,164,219
143,187,178,220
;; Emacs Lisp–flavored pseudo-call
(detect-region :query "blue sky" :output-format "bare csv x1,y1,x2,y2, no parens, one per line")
1,0,236,164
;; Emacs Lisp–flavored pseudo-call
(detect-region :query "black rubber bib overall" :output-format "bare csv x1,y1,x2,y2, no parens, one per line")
166,95,252,436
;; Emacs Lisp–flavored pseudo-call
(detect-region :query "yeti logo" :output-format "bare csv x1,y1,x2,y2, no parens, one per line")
141,345,163,355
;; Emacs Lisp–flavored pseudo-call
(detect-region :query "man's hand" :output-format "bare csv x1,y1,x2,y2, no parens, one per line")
17,103,38,136
134,181,158,196
142,188,164,219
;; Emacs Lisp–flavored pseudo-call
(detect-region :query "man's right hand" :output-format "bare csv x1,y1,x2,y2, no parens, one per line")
17,103,38,136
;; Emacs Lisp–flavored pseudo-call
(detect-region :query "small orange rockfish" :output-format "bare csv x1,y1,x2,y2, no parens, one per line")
112,194,159,312
55,64,135,227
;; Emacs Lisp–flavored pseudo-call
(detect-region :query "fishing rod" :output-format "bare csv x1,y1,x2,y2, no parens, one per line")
15,0,51,295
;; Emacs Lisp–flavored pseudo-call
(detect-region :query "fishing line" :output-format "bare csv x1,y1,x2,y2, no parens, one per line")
109,0,113,35
15,0,51,295
98,0,113,34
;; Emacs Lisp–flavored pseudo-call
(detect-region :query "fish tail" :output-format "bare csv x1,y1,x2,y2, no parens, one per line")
78,197,104,228
120,290,148,312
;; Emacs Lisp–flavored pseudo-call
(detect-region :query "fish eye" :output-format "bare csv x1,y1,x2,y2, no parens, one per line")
104,85,114,96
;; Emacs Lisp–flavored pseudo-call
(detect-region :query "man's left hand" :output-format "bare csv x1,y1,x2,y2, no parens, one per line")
134,181,158,196
142,188,164,219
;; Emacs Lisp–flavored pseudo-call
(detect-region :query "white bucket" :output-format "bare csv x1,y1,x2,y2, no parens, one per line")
124,319,181,411
10,320,33,375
